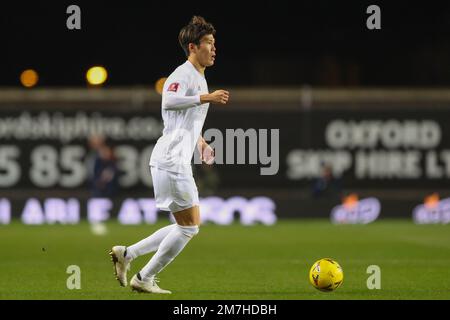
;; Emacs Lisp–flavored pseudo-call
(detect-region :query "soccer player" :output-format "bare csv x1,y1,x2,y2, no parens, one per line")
110,16,229,294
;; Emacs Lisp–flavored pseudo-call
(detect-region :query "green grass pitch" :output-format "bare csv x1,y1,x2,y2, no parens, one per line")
1,219,449,300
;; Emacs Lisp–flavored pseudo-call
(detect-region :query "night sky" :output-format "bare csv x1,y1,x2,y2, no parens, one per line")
2,1,450,87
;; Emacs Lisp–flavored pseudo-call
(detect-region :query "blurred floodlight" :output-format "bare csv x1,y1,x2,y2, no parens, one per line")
155,77,167,95
20,69,39,88
86,66,108,85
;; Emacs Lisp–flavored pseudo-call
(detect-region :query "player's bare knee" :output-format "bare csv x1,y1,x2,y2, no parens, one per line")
173,206,201,226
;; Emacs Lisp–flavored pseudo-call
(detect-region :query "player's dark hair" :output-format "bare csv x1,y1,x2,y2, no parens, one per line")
179,16,216,57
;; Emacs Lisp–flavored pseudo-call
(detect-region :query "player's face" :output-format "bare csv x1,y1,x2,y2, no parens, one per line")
195,34,216,67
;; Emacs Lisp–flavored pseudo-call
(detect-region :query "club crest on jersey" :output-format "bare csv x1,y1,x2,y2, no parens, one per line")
167,82,180,92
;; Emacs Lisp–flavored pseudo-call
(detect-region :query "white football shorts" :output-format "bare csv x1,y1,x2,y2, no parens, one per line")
150,165,199,213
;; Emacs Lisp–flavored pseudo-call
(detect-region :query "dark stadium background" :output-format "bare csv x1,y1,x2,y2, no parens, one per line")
2,1,450,87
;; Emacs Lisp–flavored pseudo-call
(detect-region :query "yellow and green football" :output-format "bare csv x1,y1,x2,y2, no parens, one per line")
309,258,344,292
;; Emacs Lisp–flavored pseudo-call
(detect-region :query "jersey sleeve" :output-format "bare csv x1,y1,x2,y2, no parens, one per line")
162,77,202,111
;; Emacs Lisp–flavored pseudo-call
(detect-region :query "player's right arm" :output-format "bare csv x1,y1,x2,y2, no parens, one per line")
162,79,229,110
162,79,201,110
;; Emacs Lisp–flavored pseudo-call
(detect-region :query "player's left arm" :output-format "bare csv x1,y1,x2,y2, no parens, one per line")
197,135,215,165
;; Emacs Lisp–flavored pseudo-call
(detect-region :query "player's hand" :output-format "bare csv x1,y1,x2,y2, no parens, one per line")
200,143,215,165
201,90,229,105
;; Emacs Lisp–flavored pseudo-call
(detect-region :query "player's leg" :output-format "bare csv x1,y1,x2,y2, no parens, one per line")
137,206,200,279
130,206,200,294
125,165,179,261
110,165,174,287
125,209,198,260
109,223,177,286
126,223,177,259
128,167,200,293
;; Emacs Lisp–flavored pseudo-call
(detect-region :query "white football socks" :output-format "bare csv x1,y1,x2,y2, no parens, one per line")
126,224,177,260
139,224,199,281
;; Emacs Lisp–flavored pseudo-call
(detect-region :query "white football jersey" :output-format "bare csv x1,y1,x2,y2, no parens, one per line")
150,60,209,175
